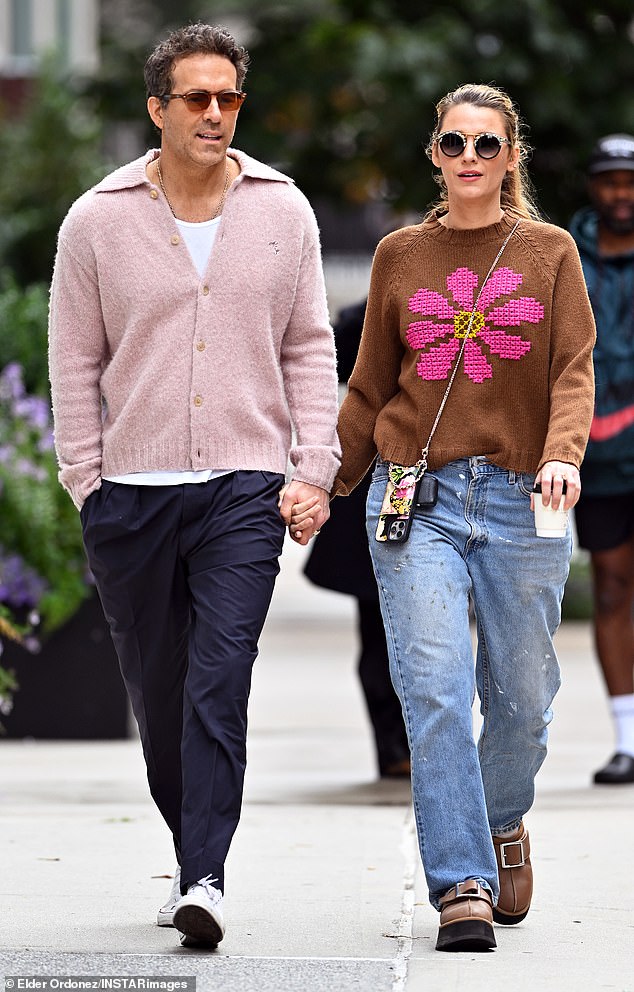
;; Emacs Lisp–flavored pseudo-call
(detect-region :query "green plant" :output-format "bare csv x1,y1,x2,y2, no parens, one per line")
0,360,92,716
0,57,107,720
0,271,50,395
0,607,26,722
0,56,107,286
0,362,90,632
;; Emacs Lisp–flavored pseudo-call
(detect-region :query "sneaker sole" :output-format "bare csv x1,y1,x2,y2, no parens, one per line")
593,774,634,784
156,910,175,927
436,919,496,951
173,904,224,946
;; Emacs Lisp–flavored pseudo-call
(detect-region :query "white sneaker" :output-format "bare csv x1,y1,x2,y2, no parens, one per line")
173,873,225,947
156,866,181,927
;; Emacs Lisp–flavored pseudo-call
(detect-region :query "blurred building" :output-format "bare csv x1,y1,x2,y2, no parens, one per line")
0,0,99,110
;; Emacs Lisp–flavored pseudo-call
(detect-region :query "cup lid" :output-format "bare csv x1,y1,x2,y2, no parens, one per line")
533,481,567,494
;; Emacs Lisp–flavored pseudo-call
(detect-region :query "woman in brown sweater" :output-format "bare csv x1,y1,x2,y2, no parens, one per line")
293,84,595,952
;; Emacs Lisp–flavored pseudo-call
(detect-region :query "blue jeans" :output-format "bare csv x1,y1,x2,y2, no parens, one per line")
367,457,571,909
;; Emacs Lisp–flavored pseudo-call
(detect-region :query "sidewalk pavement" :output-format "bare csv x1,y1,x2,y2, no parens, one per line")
1,540,633,992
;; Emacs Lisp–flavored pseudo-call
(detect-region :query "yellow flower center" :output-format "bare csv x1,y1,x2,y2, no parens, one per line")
454,310,485,339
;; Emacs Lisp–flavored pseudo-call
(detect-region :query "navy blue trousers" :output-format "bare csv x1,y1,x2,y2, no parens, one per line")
80,471,286,893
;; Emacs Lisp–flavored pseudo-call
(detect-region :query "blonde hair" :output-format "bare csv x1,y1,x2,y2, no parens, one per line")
423,83,541,222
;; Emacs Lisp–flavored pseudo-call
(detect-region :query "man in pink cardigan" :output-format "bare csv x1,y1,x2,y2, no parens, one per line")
48,23,340,949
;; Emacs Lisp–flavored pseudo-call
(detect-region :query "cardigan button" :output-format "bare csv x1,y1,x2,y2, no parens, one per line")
202,285,210,295
196,341,206,351
193,395,203,407
150,188,159,200
170,234,180,245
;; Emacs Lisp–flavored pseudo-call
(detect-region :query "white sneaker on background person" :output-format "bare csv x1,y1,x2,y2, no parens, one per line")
173,873,225,947
156,866,181,927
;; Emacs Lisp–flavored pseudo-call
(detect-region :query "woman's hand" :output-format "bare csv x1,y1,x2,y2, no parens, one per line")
533,461,580,511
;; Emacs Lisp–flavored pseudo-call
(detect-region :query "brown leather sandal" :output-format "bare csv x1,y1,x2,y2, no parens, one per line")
492,822,532,925
436,879,496,951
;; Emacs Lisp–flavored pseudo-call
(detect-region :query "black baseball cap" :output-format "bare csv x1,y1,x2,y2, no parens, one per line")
588,133,634,174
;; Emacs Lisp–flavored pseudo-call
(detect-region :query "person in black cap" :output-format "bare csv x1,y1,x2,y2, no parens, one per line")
570,133,634,784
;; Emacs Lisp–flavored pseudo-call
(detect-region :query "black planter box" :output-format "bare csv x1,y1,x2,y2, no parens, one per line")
1,592,129,739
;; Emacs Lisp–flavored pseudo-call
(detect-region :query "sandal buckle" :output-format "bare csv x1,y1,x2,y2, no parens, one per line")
500,837,526,869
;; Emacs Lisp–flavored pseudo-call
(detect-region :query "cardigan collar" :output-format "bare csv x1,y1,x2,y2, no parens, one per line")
94,147,294,194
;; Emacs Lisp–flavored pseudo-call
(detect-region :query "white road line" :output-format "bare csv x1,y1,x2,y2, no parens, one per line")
391,807,418,992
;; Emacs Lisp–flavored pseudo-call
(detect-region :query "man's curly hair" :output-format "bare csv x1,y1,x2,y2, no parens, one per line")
144,23,250,99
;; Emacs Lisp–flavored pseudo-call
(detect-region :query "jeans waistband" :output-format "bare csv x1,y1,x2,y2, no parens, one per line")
375,456,534,482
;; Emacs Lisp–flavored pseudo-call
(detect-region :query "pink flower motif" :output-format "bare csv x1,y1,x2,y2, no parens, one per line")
406,266,544,383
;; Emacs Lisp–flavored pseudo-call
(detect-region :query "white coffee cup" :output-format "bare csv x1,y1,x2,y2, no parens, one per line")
532,483,568,538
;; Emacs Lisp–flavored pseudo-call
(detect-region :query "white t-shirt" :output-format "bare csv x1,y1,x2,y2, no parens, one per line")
104,216,231,486
177,216,221,277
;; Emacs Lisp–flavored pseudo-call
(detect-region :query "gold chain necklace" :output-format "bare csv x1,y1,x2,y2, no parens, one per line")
156,160,231,220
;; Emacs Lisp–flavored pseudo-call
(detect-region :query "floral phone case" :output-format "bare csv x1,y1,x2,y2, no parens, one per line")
375,461,424,543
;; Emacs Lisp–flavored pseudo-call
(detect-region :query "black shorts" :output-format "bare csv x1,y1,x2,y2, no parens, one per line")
575,489,634,552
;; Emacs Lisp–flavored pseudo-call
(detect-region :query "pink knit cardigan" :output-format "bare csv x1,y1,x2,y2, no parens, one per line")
49,148,341,509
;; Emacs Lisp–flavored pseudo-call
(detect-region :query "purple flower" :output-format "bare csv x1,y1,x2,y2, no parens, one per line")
14,395,51,432
0,363,25,402
37,431,55,453
0,549,48,609
14,457,47,482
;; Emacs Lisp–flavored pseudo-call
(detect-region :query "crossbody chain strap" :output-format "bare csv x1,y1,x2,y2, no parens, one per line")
418,219,521,472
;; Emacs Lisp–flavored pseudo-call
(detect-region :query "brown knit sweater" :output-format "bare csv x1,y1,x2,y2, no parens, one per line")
333,214,596,496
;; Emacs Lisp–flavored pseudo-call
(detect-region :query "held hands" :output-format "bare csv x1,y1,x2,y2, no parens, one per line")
278,482,330,546
532,460,580,512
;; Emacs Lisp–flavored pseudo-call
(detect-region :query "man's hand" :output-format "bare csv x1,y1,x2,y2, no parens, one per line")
278,482,330,546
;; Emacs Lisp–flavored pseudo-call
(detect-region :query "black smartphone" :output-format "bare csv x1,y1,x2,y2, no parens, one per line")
417,473,439,508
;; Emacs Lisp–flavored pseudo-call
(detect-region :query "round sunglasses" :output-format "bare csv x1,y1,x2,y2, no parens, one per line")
160,89,247,112
436,130,511,160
